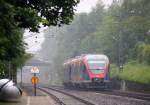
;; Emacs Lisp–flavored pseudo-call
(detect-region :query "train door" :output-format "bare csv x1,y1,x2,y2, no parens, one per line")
105,63,110,80
80,62,90,80
69,65,71,80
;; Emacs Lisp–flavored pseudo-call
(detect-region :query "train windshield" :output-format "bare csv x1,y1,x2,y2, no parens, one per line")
88,61,105,74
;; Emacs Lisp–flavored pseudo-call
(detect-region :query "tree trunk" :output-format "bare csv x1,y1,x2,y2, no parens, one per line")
12,63,17,83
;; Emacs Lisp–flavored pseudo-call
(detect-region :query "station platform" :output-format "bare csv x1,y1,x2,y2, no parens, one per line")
0,96,56,105
0,86,56,105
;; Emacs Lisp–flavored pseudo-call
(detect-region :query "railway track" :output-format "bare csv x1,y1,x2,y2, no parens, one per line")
97,90,150,101
31,85,150,105
38,87,95,105
45,86,150,101
38,87,65,105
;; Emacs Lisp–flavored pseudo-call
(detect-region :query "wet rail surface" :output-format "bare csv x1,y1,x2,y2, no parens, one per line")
22,84,150,105
95,90,150,101
47,85,150,101
38,87,95,105
38,87,65,105
38,85,150,105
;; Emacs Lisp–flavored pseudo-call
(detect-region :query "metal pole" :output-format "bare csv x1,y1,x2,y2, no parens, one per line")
34,83,36,96
118,28,125,91
34,73,36,96
118,30,123,73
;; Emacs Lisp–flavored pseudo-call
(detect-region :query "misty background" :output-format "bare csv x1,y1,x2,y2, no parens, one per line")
17,0,150,85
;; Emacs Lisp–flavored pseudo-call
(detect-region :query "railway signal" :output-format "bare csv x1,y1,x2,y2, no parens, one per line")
31,76,39,85
31,66,39,74
31,66,40,96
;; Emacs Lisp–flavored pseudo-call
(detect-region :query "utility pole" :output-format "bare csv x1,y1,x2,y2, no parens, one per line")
118,30,126,91
118,30,124,73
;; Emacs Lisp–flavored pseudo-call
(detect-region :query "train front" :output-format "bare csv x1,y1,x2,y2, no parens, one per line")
84,54,110,88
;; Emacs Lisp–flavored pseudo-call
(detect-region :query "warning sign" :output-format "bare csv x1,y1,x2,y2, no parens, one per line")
31,76,39,85
31,67,39,74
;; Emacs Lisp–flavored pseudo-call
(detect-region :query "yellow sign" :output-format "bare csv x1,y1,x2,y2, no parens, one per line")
31,76,39,85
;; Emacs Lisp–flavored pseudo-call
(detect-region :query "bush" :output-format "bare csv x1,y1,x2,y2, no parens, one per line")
135,43,150,64
110,62,150,84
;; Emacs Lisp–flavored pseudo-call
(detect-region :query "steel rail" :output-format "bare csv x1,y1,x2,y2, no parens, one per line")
111,90,150,101
47,85,150,101
38,87,66,105
94,90,150,101
38,87,95,105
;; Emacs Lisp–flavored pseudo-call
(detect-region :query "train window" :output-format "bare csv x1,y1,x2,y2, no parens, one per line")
91,69,104,74
88,61,105,70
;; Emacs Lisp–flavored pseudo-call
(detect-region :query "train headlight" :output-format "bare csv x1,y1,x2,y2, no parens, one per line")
92,78,104,82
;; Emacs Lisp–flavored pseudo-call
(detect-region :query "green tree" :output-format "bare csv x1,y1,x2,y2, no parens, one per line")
135,42,150,64
5,0,80,32
0,0,80,79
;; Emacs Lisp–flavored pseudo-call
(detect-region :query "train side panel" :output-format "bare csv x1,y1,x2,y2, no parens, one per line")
63,54,110,89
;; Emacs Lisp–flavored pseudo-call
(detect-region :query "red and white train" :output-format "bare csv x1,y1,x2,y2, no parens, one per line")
63,54,110,89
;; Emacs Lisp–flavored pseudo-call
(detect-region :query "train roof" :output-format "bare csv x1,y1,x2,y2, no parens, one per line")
63,54,109,65
83,54,109,60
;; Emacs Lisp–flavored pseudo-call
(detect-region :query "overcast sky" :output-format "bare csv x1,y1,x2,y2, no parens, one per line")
25,0,113,53
76,0,112,13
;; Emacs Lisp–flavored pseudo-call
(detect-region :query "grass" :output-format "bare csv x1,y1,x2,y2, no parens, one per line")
110,62,150,84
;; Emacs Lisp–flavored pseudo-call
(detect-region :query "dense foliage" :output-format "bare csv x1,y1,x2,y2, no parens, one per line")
0,0,79,79
40,0,150,84
4,0,79,32
52,0,150,63
110,62,150,84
